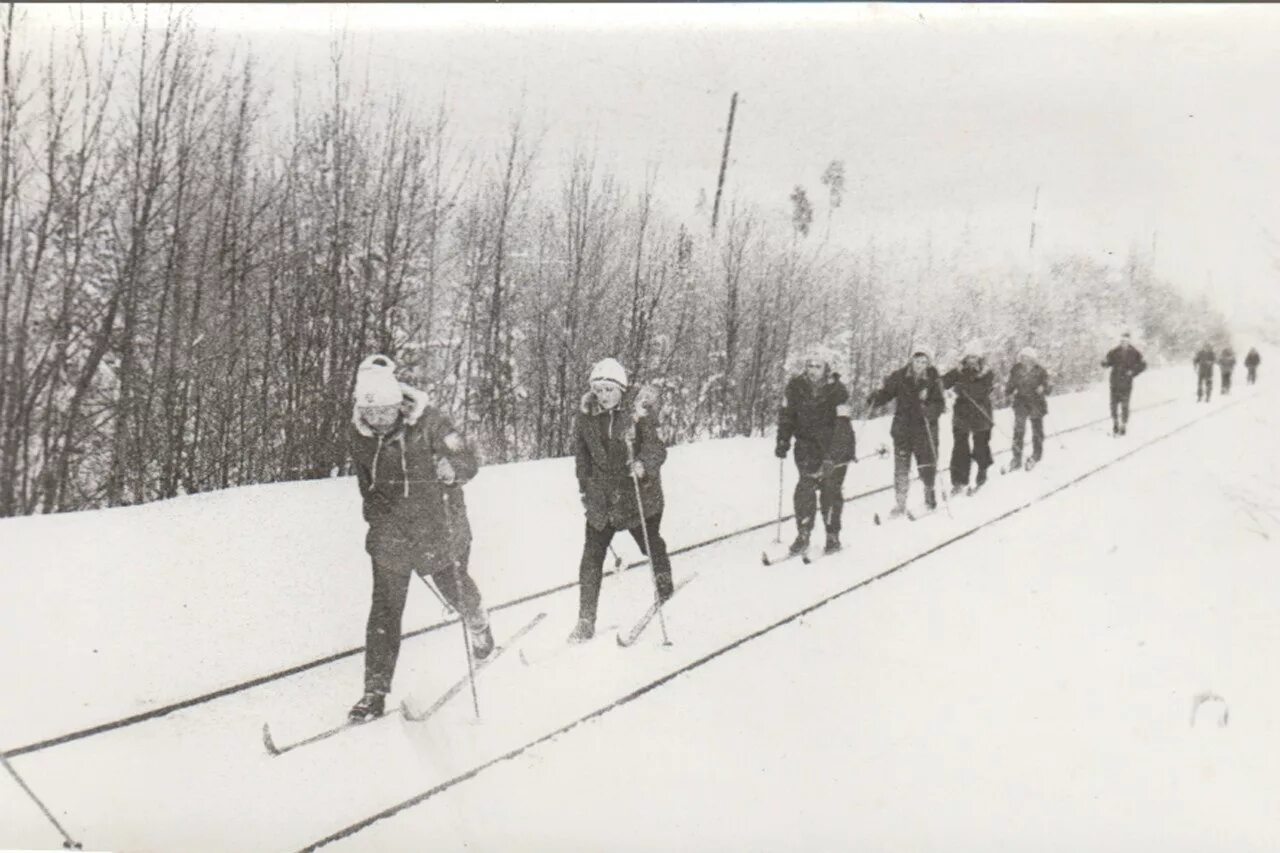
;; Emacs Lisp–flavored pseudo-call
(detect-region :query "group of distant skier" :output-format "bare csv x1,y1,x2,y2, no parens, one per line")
339,331,1261,723
1194,343,1261,402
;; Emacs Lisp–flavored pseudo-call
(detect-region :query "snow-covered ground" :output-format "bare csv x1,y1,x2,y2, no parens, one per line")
2,359,1277,852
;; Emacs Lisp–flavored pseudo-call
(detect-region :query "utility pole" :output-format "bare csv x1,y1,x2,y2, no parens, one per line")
710,91,738,237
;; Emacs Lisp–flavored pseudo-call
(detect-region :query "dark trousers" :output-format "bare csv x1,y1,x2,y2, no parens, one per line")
1247,366,1257,385
578,513,673,624
364,547,483,695
1221,370,1233,395
893,428,938,510
1110,386,1132,427
1197,372,1213,401
1012,413,1043,462
794,465,847,534
950,428,992,486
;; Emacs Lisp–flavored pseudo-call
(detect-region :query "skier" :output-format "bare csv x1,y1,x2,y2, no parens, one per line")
775,350,857,555
940,342,994,494
1194,343,1216,402
867,348,946,517
1101,332,1147,435
570,358,673,642
347,354,493,723
1245,347,1261,385
1219,346,1237,396
1005,347,1051,470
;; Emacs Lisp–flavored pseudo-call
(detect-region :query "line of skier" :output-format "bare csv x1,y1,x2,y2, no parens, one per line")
341,331,1258,721
1194,343,1260,402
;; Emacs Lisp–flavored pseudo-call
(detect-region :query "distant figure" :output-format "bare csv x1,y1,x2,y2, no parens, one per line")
1194,343,1216,402
940,341,995,493
1245,347,1261,385
1005,347,1051,470
1218,346,1237,395
868,348,946,517
776,350,856,556
348,355,492,723
1101,332,1146,435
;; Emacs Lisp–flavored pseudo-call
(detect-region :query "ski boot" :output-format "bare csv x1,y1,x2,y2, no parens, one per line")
568,617,595,644
975,466,988,488
656,573,675,604
1007,457,1022,472
824,530,841,554
924,489,937,511
788,529,811,556
349,692,386,723
465,614,495,660
950,483,966,497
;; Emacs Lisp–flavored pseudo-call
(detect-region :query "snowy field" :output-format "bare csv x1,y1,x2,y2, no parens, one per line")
2,359,1278,851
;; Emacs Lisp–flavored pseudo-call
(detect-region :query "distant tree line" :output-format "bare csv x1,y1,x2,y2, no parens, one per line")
0,8,1228,516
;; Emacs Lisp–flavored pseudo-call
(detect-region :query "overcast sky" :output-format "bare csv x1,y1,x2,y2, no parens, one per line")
22,3,1280,333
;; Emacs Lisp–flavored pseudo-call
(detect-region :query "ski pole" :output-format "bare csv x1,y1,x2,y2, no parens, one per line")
627,436,672,647
774,457,785,543
440,490,480,719
609,543,623,570
1,753,83,849
920,410,952,519
416,571,455,617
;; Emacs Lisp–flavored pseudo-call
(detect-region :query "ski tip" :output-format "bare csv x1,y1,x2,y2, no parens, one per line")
615,633,630,648
801,553,812,564
760,551,772,565
262,723,280,756
873,513,881,525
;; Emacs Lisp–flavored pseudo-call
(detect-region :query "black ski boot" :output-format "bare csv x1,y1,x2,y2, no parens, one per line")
824,530,841,554
349,692,386,723
788,529,811,556
924,489,937,511
656,573,675,604
975,466,988,487
950,483,966,497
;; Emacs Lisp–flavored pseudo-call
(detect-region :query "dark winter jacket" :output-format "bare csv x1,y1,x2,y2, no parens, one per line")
351,386,479,567
576,390,666,531
1219,348,1236,372
1102,344,1147,391
1005,362,1052,418
777,371,856,472
1245,349,1261,368
1194,346,1217,376
868,364,946,444
941,363,995,433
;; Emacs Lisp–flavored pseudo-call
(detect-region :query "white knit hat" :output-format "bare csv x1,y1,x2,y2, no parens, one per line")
910,345,933,362
588,357,628,389
354,354,403,407
963,339,985,359
1018,346,1038,362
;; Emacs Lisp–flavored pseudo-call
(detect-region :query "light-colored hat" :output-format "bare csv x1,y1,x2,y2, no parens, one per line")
589,357,628,389
962,339,985,359
1018,346,1038,362
910,345,933,362
354,354,403,407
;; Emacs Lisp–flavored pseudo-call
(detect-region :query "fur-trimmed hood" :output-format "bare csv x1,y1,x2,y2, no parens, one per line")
352,383,432,437
580,384,660,419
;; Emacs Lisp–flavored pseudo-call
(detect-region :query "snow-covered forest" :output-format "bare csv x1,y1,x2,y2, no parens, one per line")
0,6,1235,517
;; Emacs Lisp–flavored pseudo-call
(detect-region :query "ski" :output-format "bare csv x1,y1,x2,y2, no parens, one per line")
873,510,910,525
401,612,547,722
616,575,696,648
761,546,807,566
802,544,842,564
518,621,622,666
263,707,400,757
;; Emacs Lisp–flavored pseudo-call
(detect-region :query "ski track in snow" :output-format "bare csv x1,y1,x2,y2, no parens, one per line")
1,363,1277,851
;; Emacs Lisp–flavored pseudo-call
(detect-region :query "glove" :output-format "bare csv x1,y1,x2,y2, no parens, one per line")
775,440,789,459
918,387,928,401
631,461,645,479
819,459,837,479
436,457,456,485
579,492,588,510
